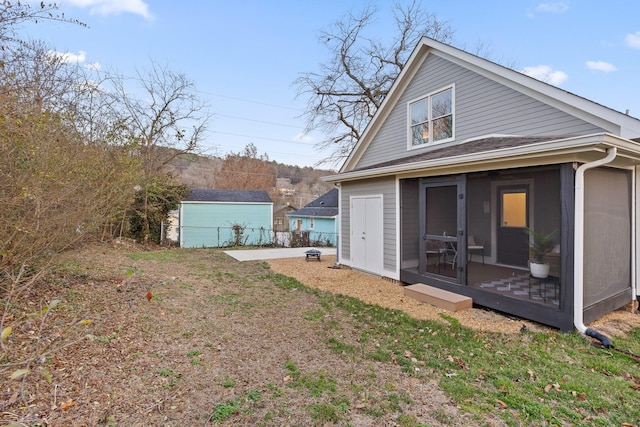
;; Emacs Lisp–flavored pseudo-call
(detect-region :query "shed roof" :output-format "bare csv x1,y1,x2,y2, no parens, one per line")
287,188,338,218
183,189,272,203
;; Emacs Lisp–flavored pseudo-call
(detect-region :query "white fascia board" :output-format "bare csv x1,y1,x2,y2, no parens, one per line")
180,201,272,205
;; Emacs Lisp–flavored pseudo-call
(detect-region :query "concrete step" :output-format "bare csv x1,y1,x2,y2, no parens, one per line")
404,283,472,312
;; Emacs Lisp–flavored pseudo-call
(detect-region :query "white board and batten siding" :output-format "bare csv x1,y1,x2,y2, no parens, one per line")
341,177,398,278
356,53,607,170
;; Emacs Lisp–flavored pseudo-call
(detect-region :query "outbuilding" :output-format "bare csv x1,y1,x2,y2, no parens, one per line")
180,189,273,248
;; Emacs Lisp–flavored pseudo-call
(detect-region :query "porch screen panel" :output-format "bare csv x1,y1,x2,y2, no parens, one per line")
583,168,631,307
401,179,420,265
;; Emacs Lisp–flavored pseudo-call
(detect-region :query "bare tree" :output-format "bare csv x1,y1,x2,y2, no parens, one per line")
0,1,85,46
109,61,210,173
0,40,88,112
216,143,276,192
107,61,211,241
295,1,454,166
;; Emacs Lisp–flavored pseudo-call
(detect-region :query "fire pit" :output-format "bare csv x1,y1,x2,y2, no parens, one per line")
304,249,321,262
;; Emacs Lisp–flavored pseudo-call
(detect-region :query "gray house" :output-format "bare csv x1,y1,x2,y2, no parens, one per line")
180,189,273,248
324,37,640,332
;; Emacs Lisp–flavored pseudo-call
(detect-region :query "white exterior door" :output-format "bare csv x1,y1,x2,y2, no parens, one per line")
351,196,383,275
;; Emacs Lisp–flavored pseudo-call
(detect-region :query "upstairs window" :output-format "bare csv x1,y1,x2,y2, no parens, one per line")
409,85,454,148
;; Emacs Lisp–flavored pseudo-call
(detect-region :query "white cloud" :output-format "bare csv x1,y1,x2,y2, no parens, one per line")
65,0,152,20
48,50,103,72
86,62,102,71
522,65,568,85
48,50,87,64
294,132,314,143
586,61,617,72
535,2,569,14
625,31,640,49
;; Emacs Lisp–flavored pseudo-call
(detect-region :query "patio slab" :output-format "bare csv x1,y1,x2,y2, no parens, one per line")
224,247,337,261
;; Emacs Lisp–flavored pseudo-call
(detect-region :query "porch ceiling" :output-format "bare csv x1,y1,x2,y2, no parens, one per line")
324,133,640,183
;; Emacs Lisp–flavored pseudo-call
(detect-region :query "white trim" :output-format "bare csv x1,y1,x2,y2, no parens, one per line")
336,183,344,265
179,202,184,247
180,201,272,205
394,178,401,280
406,84,456,150
633,166,638,305
490,179,535,266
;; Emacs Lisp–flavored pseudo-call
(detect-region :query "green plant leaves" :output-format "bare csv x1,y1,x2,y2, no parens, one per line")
1,325,12,340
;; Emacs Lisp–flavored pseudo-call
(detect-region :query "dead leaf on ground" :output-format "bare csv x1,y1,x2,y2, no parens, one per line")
60,400,76,410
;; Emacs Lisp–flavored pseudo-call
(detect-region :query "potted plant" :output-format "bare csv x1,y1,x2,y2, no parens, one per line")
524,228,557,278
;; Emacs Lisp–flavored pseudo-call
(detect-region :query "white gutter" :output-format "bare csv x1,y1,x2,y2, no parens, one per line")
574,147,617,346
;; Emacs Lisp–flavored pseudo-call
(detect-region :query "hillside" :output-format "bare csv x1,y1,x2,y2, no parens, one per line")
166,152,336,208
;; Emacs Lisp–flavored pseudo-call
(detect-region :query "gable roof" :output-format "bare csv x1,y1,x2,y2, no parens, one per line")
287,188,338,218
183,189,272,203
339,37,640,174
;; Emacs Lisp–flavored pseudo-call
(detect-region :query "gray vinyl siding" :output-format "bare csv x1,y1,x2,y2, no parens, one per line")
357,53,606,169
341,177,397,274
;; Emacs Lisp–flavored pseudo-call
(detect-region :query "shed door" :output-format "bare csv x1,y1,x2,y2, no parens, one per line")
351,196,383,275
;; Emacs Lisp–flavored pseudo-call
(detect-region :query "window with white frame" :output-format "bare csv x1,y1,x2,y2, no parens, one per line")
309,218,314,229
409,85,454,148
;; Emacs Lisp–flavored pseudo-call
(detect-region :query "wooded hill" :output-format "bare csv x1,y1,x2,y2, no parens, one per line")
166,152,336,208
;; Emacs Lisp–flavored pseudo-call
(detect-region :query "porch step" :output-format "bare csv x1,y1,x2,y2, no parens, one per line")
404,283,472,312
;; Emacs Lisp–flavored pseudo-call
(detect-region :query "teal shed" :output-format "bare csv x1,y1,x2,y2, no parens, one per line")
180,189,273,248
286,188,338,246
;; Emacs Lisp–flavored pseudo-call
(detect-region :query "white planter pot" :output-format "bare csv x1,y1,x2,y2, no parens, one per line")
529,261,550,279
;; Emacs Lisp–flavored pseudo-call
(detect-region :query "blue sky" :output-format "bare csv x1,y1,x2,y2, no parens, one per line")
19,0,640,168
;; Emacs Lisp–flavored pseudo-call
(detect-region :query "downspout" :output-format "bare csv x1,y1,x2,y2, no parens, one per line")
574,147,617,348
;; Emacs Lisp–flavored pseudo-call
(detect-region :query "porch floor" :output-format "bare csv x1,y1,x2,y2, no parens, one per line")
420,261,560,308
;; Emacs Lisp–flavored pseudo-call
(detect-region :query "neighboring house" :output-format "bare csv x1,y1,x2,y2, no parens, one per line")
276,177,295,198
323,37,640,331
273,204,297,232
180,189,273,248
287,188,339,246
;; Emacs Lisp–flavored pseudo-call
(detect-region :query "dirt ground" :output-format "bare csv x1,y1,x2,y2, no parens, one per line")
2,244,638,426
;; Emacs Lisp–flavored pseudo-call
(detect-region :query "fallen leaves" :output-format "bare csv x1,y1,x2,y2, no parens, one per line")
445,355,467,370
60,399,77,411
544,383,561,393
10,369,30,380
146,291,153,301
